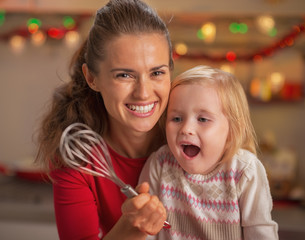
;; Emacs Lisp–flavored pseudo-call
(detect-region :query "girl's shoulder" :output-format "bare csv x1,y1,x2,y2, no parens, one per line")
155,144,171,154
233,149,258,166
228,149,266,180
153,144,177,165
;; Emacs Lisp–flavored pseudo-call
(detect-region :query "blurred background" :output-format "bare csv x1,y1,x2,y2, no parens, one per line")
0,0,304,239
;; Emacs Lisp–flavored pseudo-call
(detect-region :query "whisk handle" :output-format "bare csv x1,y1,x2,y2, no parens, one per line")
120,185,171,229
121,184,138,198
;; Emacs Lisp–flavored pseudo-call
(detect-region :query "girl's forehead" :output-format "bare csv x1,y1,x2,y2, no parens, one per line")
169,83,225,112
171,81,216,94
170,83,219,103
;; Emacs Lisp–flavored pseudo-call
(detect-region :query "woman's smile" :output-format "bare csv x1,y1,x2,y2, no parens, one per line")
126,102,156,115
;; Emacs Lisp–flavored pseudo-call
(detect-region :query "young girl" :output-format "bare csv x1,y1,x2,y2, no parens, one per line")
36,0,173,239
140,65,278,240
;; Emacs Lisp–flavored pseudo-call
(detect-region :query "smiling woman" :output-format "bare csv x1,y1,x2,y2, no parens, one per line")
82,33,171,141
35,0,173,239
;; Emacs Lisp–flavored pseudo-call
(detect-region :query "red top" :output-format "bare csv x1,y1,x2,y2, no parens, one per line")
51,146,147,240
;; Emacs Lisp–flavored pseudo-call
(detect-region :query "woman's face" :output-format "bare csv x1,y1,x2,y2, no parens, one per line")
88,33,171,135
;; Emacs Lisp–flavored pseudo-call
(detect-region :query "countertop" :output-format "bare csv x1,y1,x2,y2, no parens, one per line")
0,175,305,240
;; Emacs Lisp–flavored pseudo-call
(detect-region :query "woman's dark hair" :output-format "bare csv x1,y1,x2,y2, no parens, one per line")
35,0,173,171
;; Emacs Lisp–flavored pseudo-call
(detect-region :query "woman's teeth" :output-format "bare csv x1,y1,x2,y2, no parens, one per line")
128,103,154,113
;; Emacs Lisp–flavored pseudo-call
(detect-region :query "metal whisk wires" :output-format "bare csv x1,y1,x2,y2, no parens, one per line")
59,122,126,189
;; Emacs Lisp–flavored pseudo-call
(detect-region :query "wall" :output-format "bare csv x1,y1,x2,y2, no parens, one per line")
251,102,305,186
0,16,304,189
1,0,305,15
0,40,75,165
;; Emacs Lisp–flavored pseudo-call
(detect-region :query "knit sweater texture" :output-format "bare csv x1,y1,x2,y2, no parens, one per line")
139,145,278,240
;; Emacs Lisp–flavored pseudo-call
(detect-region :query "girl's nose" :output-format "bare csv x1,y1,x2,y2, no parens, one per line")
179,120,195,135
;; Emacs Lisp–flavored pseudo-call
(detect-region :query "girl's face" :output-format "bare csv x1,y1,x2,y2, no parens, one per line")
166,83,229,175
87,33,171,135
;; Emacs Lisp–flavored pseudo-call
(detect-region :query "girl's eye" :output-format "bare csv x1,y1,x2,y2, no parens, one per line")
198,117,208,122
172,117,182,122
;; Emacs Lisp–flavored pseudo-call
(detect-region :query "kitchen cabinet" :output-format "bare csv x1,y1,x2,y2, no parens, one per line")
0,175,57,239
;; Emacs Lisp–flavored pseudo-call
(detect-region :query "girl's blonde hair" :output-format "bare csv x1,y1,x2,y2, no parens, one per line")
171,65,257,163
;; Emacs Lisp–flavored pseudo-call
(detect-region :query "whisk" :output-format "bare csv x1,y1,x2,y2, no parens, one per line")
59,122,170,229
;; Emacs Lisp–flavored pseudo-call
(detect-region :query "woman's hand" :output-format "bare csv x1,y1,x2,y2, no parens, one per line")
103,182,166,240
121,182,167,235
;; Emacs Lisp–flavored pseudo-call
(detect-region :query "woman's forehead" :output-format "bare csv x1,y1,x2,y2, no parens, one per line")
102,33,170,67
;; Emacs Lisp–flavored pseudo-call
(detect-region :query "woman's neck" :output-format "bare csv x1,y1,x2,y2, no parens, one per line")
104,125,164,159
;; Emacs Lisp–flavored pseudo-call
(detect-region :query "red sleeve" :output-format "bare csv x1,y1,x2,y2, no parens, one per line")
51,168,101,240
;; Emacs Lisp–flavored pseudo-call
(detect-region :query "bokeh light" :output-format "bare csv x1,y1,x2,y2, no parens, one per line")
269,72,285,93
63,16,76,30
256,15,275,34
226,51,236,62
31,30,46,46
0,10,5,26
47,27,65,39
229,22,248,34
27,18,41,34
174,43,188,55
10,35,26,54
64,30,80,48
200,22,216,43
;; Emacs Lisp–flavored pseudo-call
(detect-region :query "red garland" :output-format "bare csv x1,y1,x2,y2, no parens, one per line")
0,14,90,41
1,16,304,63
174,22,305,62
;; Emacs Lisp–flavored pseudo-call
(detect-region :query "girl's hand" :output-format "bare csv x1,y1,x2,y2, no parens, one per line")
121,182,167,235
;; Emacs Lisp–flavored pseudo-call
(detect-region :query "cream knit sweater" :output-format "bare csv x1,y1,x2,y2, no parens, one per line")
139,145,278,240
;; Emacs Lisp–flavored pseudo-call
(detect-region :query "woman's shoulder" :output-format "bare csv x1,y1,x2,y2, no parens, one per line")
50,166,93,186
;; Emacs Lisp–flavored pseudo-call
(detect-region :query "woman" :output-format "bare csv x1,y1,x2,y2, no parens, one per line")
36,0,173,239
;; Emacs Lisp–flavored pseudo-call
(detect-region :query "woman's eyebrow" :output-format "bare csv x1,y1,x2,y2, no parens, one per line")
110,68,134,72
151,64,169,71
110,64,169,73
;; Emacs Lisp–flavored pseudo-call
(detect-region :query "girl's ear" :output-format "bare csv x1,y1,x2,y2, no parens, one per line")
82,63,98,91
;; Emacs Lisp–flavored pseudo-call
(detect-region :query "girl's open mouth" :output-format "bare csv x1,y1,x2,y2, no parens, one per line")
182,144,200,158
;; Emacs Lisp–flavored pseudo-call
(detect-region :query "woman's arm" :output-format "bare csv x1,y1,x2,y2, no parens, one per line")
51,168,101,240
52,168,166,240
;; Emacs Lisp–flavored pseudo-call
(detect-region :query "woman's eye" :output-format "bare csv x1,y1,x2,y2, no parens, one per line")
116,73,131,78
152,71,164,77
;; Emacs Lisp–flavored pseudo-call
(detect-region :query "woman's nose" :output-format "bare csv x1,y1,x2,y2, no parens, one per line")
133,77,150,99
